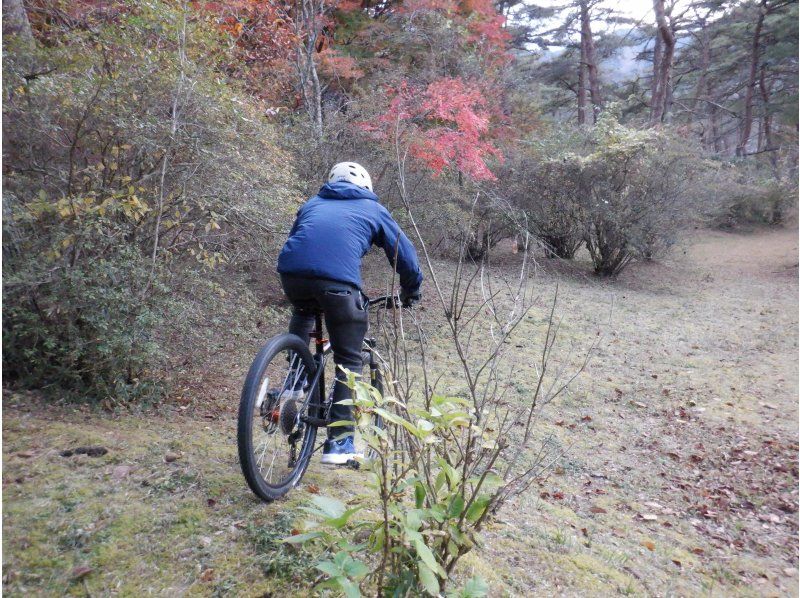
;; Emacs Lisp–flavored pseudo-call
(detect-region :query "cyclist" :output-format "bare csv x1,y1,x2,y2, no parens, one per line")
277,162,423,464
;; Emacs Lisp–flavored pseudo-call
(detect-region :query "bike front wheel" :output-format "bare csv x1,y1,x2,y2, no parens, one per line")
364,364,386,462
238,333,318,502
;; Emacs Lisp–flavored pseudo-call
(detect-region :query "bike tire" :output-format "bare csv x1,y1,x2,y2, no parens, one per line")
238,333,318,502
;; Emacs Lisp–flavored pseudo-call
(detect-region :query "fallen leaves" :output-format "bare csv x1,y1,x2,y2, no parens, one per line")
640,539,655,551
164,452,182,463
200,568,215,582
539,490,565,500
589,506,607,514
638,513,658,521
111,465,133,480
70,566,93,580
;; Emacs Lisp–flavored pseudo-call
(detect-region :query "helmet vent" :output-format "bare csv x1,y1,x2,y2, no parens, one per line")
327,161,373,191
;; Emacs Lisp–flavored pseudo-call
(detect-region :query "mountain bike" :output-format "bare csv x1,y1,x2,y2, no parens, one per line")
237,294,398,503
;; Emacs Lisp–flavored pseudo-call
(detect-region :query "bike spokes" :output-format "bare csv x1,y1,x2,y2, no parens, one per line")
247,346,313,487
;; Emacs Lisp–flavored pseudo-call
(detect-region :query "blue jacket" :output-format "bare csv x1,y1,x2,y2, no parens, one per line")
277,182,423,292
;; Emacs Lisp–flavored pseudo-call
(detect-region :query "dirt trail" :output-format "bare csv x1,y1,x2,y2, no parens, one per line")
3,228,798,596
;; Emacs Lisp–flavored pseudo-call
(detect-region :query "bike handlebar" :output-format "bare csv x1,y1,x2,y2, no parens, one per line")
367,294,401,309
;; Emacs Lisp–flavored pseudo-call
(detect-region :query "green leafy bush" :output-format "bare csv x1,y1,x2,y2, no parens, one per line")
506,115,708,275
287,376,495,597
702,161,797,228
2,1,300,400
3,241,170,402
497,149,586,259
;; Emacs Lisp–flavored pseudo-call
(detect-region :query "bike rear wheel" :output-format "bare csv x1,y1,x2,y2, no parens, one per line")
238,333,318,502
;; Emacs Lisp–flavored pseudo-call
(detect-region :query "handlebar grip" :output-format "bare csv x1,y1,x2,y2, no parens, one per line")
367,295,401,308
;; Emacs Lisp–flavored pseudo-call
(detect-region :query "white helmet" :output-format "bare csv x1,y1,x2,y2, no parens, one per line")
328,162,373,191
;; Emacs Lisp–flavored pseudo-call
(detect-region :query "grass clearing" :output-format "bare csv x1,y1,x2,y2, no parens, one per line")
4,228,798,596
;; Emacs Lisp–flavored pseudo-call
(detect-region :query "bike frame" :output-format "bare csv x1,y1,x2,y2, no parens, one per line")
298,306,383,430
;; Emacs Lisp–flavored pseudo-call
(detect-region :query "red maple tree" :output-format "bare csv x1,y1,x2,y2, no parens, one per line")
362,78,502,181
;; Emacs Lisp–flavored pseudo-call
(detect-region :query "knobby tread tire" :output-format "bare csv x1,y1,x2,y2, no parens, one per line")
237,333,317,502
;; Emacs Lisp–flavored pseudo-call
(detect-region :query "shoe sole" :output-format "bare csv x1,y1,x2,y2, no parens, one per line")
321,453,362,465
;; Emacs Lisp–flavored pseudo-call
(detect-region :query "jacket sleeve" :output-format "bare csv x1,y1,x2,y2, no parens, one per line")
375,206,423,292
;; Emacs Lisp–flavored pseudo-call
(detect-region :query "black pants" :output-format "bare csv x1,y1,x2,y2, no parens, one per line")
280,274,368,436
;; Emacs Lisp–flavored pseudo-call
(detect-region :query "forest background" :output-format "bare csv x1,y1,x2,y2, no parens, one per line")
2,0,797,400
1,0,798,595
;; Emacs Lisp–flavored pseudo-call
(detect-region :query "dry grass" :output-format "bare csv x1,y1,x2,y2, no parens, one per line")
3,228,797,596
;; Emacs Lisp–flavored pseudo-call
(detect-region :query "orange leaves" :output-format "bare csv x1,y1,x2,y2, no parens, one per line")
197,0,297,103
397,0,458,15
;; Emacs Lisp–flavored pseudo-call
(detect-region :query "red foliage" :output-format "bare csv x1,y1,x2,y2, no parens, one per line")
196,0,298,103
362,78,502,181
468,15,511,51
200,0,297,61
458,0,494,18
318,48,365,82
460,0,511,69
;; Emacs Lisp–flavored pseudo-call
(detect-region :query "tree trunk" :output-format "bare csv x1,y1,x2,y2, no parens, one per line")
709,103,721,152
580,0,602,122
693,20,712,147
294,0,325,140
651,23,663,116
577,31,587,124
664,63,675,123
736,0,767,157
650,0,675,126
3,0,33,44
758,62,778,171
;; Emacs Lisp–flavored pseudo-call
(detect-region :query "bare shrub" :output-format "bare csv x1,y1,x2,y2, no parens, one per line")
289,153,597,596
578,115,706,275
498,152,586,259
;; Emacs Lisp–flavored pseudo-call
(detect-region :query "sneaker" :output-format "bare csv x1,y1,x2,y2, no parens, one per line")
320,436,362,465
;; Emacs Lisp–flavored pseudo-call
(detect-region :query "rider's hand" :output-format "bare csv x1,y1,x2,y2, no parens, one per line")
400,288,421,308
